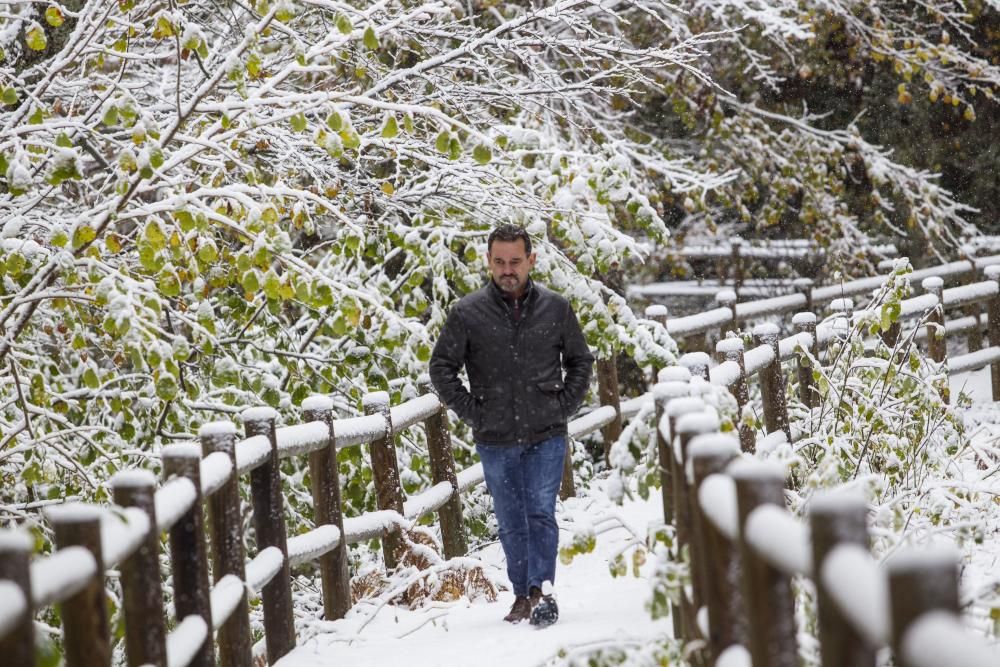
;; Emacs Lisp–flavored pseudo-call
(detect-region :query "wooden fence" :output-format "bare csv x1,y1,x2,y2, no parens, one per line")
2,255,1000,667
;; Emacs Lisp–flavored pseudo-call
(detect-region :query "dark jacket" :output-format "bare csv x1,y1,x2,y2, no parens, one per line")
430,279,595,445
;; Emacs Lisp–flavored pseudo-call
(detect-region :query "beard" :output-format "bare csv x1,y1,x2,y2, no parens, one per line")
497,275,521,292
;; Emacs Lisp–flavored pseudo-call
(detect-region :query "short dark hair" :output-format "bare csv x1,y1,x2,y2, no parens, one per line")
487,223,532,255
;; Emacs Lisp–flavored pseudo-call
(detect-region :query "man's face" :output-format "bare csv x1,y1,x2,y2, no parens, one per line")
487,239,536,296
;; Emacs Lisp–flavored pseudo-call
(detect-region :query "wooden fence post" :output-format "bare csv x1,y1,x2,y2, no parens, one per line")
241,407,296,663
793,278,814,314
922,277,947,364
716,337,755,453
199,422,253,667
675,411,721,622
679,352,711,382
985,265,1000,401
754,323,791,441
596,355,623,464
161,444,214,667
46,504,110,667
302,396,352,620
888,548,960,667
716,289,738,337
111,470,167,667
731,460,797,667
689,434,742,662
962,258,983,352
793,312,819,409
363,391,406,570
809,490,875,667
419,395,468,559
730,236,745,297
0,530,35,667
652,381,690,524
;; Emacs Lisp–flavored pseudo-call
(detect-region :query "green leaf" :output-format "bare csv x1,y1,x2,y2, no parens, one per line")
435,130,450,154
158,270,181,297
83,367,100,389
72,225,96,249
326,111,343,131
149,146,164,169
363,25,379,50
290,113,308,132
45,7,64,27
197,239,218,263
2,87,17,105
262,269,281,300
55,133,73,148
247,52,262,78
156,374,178,400
102,106,119,126
241,269,261,294
381,113,398,139
144,221,166,249
335,12,352,34
472,143,492,165
448,136,461,160
25,25,47,51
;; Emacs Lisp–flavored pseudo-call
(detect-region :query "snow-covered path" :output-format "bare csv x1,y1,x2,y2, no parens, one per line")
279,487,673,667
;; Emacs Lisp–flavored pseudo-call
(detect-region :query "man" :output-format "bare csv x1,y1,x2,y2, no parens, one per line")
429,223,594,626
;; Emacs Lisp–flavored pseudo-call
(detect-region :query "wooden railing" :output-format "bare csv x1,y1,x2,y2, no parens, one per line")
2,255,1000,667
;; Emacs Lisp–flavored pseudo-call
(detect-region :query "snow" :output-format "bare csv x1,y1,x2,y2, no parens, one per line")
288,525,342,568
744,505,811,577
757,431,788,455
736,292,806,319
698,474,739,540
678,352,712,373
236,434,272,474
675,411,720,436
949,346,1000,375
921,276,944,291
568,405,618,439
0,529,33,552
200,451,235,496
361,391,391,410
665,397,706,419
716,644,752,667
456,463,485,493
390,394,441,431
0,581,26,637
715,289,737,305
716,337,745,354
240,406,279,423
820,544,889,647
900,293,940,317
45,502,103,525
210,574,247,630
343,510,409,544
30,546,98,607
652,381,690,402
301,395,335,412
667,307,733,338
985,265,1000,280
942,280,997,307
199,421,237,437
792,312,817,325
752,322,780,338
688,434,740,459
808,487,867,515
886,545,959,574
902,611,1000,667
166,615,209,667
404,481,454,520
619,393,652,419
727,458,785,482
778,332,813,360
102,507,152,567
742,343,775,375
155,477,198,532
110,469,156,489
334,414,388,448
279,485,673,667
644,304,668,318
658,366,691,383
828,297,854,312
709,360,742,387
162,442,201,460
276,421,330,457
246,546,285,593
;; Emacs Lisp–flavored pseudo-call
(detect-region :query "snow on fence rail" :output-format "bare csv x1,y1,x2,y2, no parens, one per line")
4,254,1000,667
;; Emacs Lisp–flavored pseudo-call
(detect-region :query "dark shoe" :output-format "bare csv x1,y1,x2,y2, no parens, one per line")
529,584,558,627
504,595,532,623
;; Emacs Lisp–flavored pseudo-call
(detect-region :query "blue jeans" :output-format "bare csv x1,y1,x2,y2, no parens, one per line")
476,435,567,597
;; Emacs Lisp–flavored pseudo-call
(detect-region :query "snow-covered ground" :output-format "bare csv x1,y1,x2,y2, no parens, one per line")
280,485,673,667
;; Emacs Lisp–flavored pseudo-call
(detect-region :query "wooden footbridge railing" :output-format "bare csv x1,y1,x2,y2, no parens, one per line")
2,255,1000,667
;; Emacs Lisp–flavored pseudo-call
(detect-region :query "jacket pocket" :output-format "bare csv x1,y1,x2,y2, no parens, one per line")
474,388,509,436
535,380,566,424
